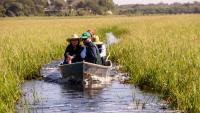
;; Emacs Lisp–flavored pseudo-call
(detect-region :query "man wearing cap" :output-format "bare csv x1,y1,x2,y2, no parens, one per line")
81,32,102,65
63,34,84,64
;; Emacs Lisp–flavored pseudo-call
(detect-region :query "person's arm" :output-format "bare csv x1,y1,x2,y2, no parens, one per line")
64,46,70,58
91,46,97,58
64,45,73,59
81,46,86,59
63,46,70,64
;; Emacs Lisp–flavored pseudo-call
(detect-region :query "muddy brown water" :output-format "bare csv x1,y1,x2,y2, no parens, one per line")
16,60,179,113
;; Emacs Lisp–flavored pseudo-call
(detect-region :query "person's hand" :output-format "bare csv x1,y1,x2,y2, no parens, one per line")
69,55,74,60
67,57,70,61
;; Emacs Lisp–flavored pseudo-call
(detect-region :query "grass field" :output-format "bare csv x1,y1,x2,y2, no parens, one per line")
0,15,200,113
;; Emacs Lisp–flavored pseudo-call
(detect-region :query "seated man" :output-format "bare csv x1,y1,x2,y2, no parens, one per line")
63,34,84,64
81,32,102,65
93,35,107,65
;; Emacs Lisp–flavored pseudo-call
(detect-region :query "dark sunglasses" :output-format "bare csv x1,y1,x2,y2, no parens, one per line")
82,39,87,41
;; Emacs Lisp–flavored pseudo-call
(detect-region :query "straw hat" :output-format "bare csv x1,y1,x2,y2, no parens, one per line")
66,34,80,42
93,35,103,45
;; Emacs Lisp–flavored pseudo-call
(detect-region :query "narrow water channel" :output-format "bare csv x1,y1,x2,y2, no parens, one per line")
16,60,176,113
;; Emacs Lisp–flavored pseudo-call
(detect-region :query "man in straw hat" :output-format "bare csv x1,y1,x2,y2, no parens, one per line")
81,32,102,65
93,35,106,65
63,34,85,64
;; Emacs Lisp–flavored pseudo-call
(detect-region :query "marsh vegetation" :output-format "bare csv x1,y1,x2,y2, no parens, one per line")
0,15,199,112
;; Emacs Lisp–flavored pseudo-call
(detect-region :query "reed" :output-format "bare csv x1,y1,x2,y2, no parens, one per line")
0,15,199,112
109,15,200,112
0,16,125,112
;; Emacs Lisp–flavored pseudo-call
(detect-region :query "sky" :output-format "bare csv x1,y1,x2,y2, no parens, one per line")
113,0,200,5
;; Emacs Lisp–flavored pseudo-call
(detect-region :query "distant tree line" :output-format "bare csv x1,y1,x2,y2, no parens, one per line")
0,0,47,17
45,0,115,16
118,2,200,15
75,0,114,15
1,0,199,17
0,0,115,17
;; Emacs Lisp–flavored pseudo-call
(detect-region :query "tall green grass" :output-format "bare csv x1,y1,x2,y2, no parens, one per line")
109,15,200,112
0,15,200,112
0,17,125,112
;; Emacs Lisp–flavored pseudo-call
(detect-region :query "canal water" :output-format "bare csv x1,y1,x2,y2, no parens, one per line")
16,60,177,113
